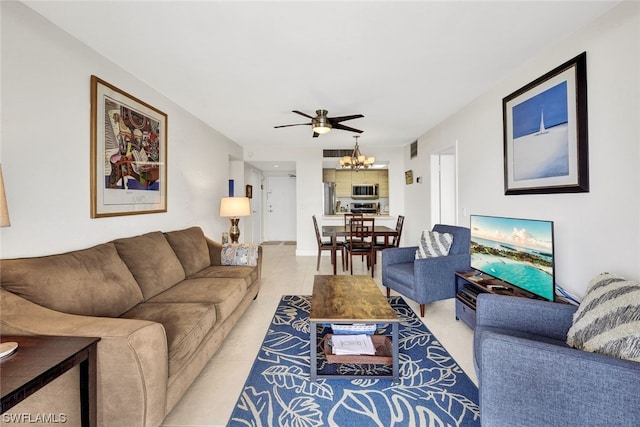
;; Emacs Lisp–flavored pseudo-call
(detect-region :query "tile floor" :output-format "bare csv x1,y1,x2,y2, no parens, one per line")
161,243,476,427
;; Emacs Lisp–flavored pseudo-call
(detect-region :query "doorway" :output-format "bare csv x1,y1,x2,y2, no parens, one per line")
264,175,297,241
250,169,262,243
430,145,457,226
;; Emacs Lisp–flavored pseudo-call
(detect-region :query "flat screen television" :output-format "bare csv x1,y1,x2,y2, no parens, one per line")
470,215,555,301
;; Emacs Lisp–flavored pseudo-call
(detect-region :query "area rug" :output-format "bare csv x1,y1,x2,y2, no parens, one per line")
227,295,480,426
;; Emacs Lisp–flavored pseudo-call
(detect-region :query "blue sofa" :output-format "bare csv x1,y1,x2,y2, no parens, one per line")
381,224,470,317
474,294,640,427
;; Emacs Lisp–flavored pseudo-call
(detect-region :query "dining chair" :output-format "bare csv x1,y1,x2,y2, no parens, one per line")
342,213,363,269
343,212,363,228
312,215,345,271
346,217,375,277
373,215,404,265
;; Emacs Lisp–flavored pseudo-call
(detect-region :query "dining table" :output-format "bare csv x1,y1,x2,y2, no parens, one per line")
322,224,398,275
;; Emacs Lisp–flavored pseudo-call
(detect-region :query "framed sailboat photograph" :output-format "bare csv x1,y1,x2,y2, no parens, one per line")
503,52,589,195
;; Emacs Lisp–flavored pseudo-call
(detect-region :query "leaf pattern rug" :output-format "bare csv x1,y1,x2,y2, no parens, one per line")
228,295,480,426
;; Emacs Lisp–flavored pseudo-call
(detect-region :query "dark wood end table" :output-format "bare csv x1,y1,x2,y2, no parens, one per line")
1,335,100,426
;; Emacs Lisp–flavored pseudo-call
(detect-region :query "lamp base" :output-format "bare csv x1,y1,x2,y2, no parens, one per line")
229,217,240,243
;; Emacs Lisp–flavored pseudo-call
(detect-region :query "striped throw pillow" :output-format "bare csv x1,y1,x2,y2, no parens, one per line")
566,273,640,362
416,230,453,259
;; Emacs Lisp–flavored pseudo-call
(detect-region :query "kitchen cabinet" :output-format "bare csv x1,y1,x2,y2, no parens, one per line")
335,170,352,197
351,170,367,185
378,170,389,197
352,170,379,185
326,168,389,198
323,169,336,183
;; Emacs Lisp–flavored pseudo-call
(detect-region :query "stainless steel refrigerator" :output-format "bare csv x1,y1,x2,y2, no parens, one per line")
323,182,336,215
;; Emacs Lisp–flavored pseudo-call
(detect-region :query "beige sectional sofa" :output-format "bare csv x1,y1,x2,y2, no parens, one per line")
0,226,261,427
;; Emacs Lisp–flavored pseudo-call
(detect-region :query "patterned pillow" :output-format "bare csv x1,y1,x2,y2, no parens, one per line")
415,230,453,259
566,272,640,362
221,243,259,266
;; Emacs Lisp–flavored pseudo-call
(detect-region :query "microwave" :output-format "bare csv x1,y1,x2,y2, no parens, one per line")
352,184,379,199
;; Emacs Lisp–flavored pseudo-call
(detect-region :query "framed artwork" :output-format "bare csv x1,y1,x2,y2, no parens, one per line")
245,184,253,199
405,170,413,185
503,52,589,195
90,75,167,217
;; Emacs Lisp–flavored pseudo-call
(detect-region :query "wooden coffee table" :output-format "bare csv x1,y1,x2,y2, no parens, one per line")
309,275,399,383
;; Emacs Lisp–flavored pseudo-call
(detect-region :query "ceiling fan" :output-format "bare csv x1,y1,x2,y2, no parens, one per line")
274,109,364,138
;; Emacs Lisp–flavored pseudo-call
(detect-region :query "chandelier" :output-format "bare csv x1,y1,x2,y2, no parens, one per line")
339,136,375,171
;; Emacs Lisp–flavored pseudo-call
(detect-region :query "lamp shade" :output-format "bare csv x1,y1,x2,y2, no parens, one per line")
0,165,10,227
220,197,251,217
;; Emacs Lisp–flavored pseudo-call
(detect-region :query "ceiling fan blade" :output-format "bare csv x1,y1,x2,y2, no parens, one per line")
274,122,311,128
332,123,364,133
329,114,364,123
312,132,319,138
292,110,314,119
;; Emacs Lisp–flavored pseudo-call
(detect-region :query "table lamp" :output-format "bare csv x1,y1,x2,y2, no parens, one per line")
0,165,10,227
219,197,251,243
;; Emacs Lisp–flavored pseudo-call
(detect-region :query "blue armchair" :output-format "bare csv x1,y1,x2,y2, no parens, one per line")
474,294,640,427
381,224,470,317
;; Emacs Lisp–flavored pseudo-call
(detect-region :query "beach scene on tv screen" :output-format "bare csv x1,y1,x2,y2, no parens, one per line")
470,216,554,300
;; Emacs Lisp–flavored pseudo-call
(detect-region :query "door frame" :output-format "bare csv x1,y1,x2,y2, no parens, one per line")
430,144,458,227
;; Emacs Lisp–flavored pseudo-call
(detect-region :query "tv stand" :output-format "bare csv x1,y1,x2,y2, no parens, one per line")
454,271,542,329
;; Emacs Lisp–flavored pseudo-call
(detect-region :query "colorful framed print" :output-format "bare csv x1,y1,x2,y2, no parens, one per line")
90,75,167,217
503,52,589,195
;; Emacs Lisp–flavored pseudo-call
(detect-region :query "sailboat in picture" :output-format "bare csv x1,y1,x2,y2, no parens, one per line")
535,110,549,136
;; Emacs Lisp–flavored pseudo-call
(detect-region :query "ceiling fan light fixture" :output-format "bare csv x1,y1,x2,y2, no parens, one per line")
312,110,332,134
312,124,332,134
274,109,363,137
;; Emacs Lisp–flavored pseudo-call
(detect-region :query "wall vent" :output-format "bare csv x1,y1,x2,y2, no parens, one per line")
410,140,418,158
323,149,353,158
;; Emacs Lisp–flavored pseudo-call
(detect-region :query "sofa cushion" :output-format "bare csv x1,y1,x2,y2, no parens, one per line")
416,230,453,259
0,243,143,317
121,302,217,377
148,277,247,321
113,231,186,300
190,265,258,290
164,227,211,277
566,272,640,362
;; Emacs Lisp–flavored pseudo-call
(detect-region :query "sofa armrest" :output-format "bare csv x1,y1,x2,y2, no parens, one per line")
1,290,168,427
206,237,223,266
414,252,471,279
476,294,577,340
382,246,418,267
479,331,640,427
409,253,470,301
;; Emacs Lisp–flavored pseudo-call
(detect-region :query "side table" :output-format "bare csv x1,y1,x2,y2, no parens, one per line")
1,335,100,426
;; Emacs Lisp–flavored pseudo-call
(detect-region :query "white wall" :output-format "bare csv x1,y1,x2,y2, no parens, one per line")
404,2,640,297
0,2,243,257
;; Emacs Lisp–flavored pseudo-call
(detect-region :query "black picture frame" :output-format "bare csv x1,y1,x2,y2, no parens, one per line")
503,52,589,195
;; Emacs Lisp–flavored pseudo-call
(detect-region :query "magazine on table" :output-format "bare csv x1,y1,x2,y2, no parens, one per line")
330,334,376,355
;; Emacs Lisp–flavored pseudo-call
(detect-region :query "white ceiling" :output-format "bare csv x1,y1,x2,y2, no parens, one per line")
24,1,618,156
